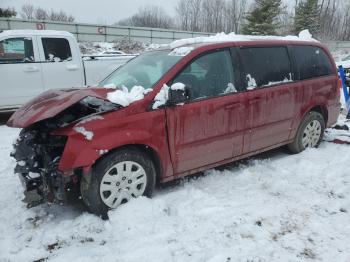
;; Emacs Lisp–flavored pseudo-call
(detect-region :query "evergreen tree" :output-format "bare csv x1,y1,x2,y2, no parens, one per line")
294,0,320,35
0,8,17,18
242,0,283,35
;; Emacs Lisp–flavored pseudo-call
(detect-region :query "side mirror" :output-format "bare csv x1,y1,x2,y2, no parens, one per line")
168,83,190,106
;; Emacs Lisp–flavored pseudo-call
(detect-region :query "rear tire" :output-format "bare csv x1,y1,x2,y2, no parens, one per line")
80,148,156,219
288,111,325,154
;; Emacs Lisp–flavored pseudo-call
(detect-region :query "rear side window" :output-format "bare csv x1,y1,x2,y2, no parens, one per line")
294,46,333,80
239,47,292,90
42,38,72,62
0,37,34,63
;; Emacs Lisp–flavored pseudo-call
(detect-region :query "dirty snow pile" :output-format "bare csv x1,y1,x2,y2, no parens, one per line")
324,114,350,143
1,118,350,261
79,38,147,55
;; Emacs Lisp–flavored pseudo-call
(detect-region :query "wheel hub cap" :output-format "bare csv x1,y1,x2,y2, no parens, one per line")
302,120,322,148
100,161,147,208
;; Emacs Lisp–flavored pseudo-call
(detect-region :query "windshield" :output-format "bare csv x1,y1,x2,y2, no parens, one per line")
100,50,183,90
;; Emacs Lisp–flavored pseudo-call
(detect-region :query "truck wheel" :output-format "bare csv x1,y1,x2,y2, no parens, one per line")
288,111,325,154
80,148,156,219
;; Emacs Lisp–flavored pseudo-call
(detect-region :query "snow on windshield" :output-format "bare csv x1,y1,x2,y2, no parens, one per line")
107,86,152,107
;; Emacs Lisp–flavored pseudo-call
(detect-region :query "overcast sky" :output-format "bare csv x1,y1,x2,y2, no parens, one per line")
1,0,179,24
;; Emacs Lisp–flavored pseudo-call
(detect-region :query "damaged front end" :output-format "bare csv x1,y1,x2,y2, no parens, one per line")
13,129,68,207
9,92,120,208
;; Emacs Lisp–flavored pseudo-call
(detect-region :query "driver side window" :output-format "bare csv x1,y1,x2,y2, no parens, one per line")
173,49,236,100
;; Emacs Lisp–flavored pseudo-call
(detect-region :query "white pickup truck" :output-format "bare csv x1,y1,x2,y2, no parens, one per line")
0,30,135,111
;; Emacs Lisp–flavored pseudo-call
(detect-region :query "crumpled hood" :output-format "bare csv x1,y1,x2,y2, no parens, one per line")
7,88,113,128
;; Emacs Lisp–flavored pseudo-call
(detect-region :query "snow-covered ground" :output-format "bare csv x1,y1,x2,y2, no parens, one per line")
1,120,350,261
79,39,147,55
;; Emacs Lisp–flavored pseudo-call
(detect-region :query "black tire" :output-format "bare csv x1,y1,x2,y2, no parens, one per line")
288,111,325,154
80,148,156,219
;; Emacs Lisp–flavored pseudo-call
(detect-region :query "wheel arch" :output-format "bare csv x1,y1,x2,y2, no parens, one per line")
309,105,328,125
92,144,163,185
290,104,328,141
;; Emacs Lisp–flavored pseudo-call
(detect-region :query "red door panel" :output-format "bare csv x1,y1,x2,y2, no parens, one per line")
166,93,247,174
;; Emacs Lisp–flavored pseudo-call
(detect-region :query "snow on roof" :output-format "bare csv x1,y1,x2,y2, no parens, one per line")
169,29,318,49
0,30,74,38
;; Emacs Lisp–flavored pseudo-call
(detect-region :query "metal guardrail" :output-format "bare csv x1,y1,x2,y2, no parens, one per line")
2,18,350,49
0,18,213,44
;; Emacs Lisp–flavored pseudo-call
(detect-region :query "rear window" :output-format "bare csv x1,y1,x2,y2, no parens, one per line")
294,46,333,80
42,38,72,62
239,47,292,90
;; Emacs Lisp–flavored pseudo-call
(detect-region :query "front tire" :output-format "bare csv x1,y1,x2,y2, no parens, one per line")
288,111,325,154
80,148,156,219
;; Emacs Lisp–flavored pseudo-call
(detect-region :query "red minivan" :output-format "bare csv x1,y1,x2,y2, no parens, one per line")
8,39,340,218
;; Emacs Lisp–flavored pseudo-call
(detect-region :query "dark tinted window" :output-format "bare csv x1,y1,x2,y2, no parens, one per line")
173,50,236,100
0,37,34,63
239,47,292,90
42,38,72,62
294,46,333,80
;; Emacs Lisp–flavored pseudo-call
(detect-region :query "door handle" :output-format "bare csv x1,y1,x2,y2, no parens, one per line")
66,64,79,71
23,66,39,73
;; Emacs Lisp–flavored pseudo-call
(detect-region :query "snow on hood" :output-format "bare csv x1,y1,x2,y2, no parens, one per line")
169,29,318,49
106,86,152,107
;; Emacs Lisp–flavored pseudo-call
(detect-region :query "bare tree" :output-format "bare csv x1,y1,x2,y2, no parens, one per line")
20,3,34,19
175,0,191,31
34,7,48,20
224,0,247,33
176,0,203,31
118,6,173,29
176,0,247,33
20,4,75,22
49,10,75,22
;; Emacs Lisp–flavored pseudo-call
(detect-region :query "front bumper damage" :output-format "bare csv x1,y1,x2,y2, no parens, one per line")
8,94,120,208
12,128,70,208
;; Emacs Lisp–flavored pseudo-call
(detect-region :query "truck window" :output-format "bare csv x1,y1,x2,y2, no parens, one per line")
173,50,236,100
239,47,292,90
0,37,34,64
42,38,72,62
293,46,333,80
